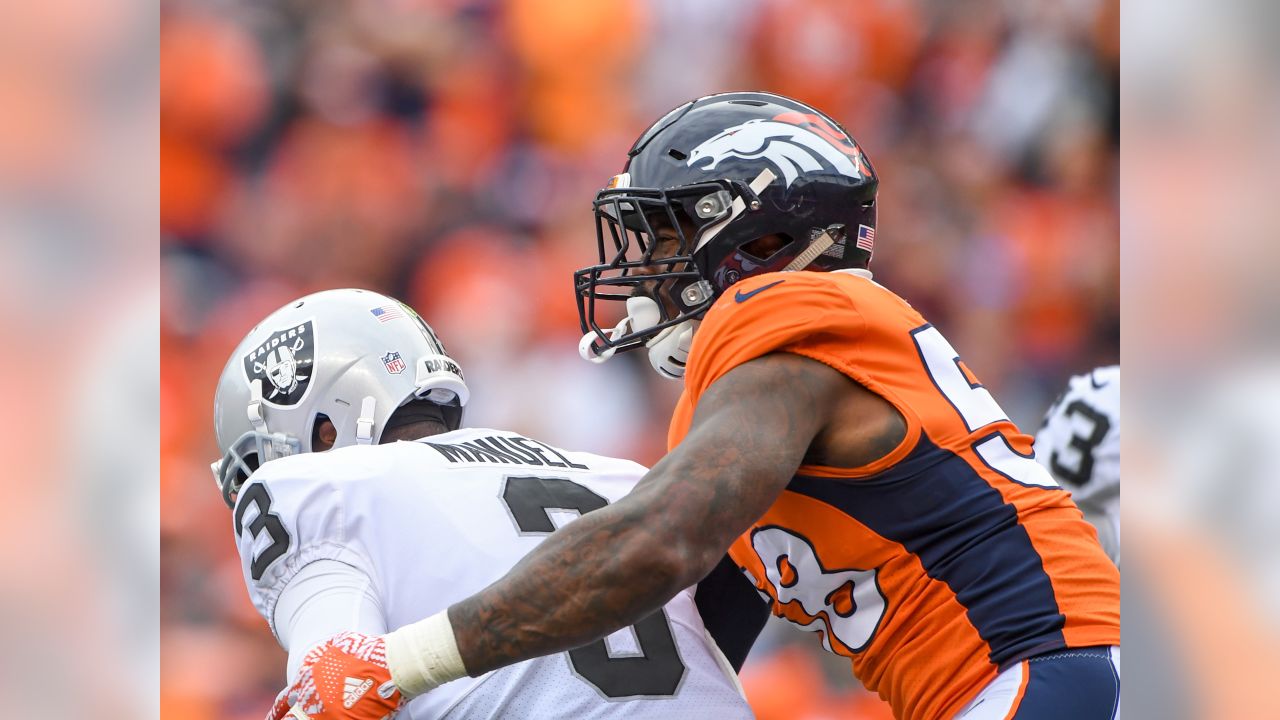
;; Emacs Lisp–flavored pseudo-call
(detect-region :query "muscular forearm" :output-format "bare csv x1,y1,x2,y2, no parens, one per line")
447,481,712,675
443,356,823,677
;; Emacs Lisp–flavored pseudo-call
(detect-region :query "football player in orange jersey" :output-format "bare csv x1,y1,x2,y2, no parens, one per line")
278,92,1120,720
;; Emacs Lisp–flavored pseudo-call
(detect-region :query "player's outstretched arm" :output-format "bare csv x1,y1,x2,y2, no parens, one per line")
428,352,840,682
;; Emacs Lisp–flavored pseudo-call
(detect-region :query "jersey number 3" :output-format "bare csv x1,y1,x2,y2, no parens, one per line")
1048,400,1111,486
501,476,687,699
235,483,291,581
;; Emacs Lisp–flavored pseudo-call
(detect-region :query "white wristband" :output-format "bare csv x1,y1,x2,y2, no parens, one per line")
383,610,468,698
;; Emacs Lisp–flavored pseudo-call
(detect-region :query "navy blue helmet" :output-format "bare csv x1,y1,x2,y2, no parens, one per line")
575,91,879,365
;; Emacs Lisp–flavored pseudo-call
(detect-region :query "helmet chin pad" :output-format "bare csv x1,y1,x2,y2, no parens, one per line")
577,295,666,364
646,320,698,380
629,295,697,378
625,295,663,332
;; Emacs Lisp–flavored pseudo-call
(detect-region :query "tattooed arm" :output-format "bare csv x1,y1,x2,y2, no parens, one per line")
446,351,847,676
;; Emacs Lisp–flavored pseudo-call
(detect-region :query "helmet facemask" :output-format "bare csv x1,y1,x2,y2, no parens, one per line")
575,173,774,363
574,92,880,378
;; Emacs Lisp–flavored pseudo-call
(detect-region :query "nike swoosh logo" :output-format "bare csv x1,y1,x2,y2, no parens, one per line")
1090,372,1110,390
735,279,785,303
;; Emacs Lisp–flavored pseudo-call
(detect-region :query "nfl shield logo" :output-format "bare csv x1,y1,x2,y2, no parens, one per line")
382,351,406,375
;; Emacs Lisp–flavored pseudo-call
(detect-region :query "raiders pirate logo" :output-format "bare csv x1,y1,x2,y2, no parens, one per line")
686,116,867,188
242,320,315,406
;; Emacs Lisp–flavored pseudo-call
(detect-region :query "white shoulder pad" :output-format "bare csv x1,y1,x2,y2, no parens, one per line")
1035,365,1120,507
231,450,384,638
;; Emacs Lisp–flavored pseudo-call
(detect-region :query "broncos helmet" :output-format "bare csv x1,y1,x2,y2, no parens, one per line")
575,91,878,378
210,289,468,508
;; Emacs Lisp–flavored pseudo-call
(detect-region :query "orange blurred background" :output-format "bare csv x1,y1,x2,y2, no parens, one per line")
160,1,1118,717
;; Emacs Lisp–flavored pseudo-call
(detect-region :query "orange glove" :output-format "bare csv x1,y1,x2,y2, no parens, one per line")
266,632,407,720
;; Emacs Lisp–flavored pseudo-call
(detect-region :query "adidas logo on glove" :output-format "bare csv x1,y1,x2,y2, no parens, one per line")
344,677,375,708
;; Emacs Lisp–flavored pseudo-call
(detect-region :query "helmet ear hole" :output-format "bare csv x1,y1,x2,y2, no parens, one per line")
740,233,793,263
311,413,336,451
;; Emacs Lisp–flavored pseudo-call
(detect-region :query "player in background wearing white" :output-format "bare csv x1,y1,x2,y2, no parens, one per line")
211,289,750,719
1034,365,1120,566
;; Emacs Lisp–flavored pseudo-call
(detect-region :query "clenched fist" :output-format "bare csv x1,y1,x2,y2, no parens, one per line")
266,632,407,720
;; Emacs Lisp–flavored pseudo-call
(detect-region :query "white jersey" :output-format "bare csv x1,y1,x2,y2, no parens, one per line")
232,427,750,719
1034,366,1120,564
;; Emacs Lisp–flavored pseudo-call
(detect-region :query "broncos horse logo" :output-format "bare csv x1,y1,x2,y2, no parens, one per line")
687,117,867,188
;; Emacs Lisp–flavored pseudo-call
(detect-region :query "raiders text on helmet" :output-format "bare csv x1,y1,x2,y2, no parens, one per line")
574,91,879,378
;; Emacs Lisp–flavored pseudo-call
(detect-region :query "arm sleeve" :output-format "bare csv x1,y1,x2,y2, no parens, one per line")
694,555,771,672
274,559,388,682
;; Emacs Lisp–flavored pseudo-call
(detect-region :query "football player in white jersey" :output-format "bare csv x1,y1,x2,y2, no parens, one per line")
211,289,751,719
1034,365,1120,566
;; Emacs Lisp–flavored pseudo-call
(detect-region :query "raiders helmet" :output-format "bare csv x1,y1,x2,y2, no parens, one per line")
575,91,878,378
211,289,468,507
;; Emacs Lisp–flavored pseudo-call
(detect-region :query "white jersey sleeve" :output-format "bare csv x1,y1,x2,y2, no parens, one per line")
1035,365,1120,564
233,427,752,719
231,451,388,641
274,559,386,681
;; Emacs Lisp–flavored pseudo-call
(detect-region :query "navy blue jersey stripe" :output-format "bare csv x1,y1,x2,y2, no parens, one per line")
787,433,1066,668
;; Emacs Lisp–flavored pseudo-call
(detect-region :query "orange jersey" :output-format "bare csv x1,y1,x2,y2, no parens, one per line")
668,270,1120,720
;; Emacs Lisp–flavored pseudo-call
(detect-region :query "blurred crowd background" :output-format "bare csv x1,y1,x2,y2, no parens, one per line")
161,0,1118,717
18,0,1280,717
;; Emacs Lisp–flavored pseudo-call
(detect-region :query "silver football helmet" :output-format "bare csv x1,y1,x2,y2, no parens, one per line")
211,289,469,507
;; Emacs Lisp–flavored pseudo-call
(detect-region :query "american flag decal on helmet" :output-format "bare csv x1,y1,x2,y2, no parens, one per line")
856,224,875,253
370,305,405,323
